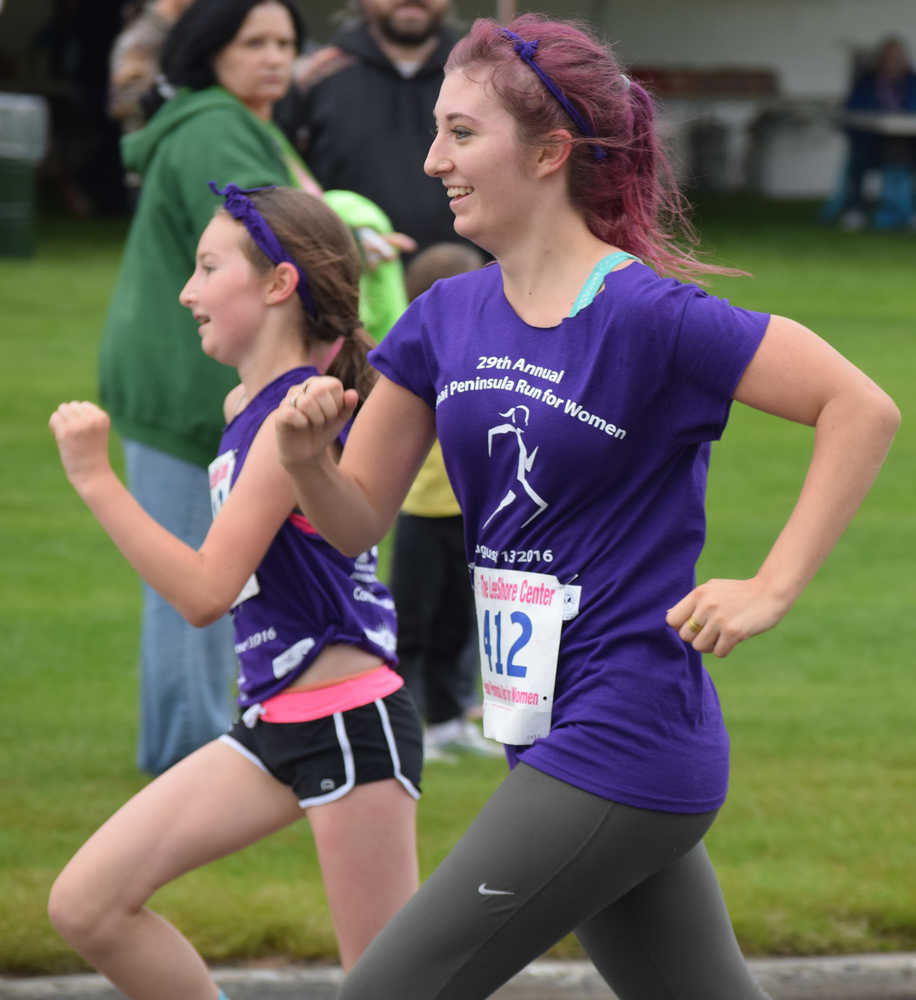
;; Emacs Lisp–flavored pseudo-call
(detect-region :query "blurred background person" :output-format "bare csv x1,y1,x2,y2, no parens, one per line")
98,0,408,775
108,0,194,135
275,0,491,757
394,243,499,762
276,0,461,260
821,35,916,230
107,0,195,209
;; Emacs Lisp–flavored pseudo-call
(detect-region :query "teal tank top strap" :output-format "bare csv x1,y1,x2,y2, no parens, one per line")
569,251,640,317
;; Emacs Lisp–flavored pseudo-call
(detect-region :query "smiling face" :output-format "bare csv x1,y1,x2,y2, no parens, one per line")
179,213,270,368
424,66,539,255
212,2,297,120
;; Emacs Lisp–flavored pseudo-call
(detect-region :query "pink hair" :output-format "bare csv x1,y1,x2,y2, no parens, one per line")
446,14,741,282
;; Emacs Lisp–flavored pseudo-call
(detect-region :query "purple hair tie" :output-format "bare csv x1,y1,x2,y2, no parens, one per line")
500,28,607,162
208,181,318,318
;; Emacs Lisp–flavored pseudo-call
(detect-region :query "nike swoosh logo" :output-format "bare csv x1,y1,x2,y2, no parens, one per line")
478,882,515,896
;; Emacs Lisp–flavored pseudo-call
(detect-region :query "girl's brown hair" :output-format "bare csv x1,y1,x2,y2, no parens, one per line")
230,187,378,402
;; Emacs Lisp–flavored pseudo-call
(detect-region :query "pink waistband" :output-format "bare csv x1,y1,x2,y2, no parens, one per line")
259,664,403,723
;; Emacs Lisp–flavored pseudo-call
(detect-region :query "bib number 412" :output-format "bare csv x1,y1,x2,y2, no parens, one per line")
481,609,532,677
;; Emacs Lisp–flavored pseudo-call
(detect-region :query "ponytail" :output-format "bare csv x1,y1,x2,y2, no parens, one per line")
326,325,378,405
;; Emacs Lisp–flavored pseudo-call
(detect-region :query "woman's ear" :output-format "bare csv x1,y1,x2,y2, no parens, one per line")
534,129,574,178
265,261,300,305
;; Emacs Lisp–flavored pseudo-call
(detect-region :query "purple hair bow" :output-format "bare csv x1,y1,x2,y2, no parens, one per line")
208,181,318,318
501,28,607,162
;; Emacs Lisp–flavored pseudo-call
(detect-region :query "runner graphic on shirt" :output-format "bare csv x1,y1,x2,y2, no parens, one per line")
483,405,549,528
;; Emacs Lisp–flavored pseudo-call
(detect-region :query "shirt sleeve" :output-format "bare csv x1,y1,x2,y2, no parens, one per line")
666,283,769,445
368,293,438,409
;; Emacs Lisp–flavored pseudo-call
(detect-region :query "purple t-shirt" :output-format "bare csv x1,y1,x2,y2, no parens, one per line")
369,261,769,812
210,367,397,708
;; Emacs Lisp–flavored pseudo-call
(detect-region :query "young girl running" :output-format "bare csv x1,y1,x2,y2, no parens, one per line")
274,14,900,1000
47,184,422,999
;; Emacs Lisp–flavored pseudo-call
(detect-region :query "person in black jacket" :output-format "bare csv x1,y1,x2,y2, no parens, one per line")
276,0,497,761
275,0,460,259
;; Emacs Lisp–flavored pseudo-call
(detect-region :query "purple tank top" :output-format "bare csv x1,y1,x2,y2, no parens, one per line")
209,367,397,707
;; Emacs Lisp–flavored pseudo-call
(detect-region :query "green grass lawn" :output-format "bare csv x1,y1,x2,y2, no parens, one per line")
1,198,913,974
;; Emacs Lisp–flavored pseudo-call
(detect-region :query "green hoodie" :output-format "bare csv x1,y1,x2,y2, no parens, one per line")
99,86,406,467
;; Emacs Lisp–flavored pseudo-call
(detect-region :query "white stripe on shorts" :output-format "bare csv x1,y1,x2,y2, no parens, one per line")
375,698,421,801
219,733,271,774
221,701,419,809
298,711,356,809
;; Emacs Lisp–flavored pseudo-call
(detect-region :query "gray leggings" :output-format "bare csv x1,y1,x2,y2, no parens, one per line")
339,763,770,1000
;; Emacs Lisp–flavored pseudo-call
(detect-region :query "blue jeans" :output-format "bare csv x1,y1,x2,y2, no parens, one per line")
822,130,916,225
123,440,236,774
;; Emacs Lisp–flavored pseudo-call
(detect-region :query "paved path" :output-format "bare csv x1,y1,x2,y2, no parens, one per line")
2,954,915,999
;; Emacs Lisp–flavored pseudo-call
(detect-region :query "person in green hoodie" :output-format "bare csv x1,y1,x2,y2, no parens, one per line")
99,0,409,775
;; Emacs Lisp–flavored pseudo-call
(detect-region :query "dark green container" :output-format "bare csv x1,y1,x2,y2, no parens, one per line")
0,156,38,256
0,93,49,258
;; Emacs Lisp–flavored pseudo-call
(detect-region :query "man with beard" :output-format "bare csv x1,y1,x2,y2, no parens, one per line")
276,0,499,765
275,0,459,257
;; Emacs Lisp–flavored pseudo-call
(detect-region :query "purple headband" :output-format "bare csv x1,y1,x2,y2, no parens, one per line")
208,181,318,318
500,28,607,162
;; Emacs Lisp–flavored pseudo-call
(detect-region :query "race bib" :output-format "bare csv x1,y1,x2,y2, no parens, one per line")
208,450,235,519
208,450,260,607
473,566,565,746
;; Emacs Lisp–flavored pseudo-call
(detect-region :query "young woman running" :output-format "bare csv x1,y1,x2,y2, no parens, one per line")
273,14,900,1000
48,185,422,1000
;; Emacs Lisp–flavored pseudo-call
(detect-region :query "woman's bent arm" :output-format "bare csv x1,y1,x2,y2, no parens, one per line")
667,314,900,657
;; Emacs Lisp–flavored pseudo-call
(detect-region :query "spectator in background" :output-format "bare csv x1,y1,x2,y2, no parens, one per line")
108,0,194,134
98,0,408,775
821,35,916,230
273,14,473,755
277,0,491,757
275,0,461,258
107,0,195,209
394,243,500,762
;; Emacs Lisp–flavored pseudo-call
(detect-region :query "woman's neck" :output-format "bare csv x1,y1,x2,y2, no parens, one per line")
242,98,274,122
497,214,619,328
